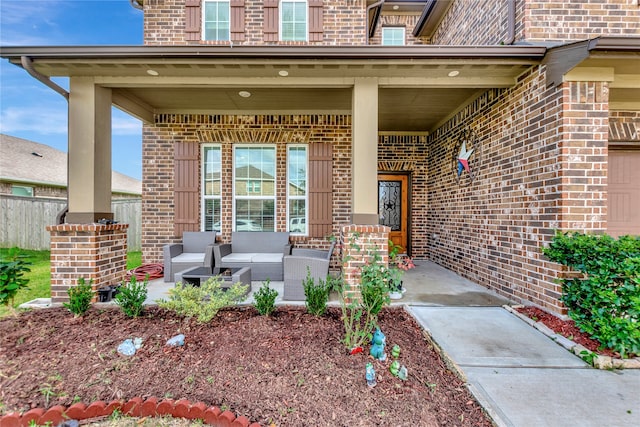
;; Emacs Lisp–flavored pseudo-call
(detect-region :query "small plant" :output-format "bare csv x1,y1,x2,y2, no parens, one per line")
254,279,278,316
39,383,56,407
159,276,248,323
63,278,94,316
338,284,380,351
360,253,391,315
303,269,329,316
114,275,148,318
0,247,31,308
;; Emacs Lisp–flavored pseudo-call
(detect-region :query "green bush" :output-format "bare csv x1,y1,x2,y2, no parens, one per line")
0,247,31,307
115,276,148,318
360,253,391,316
543,231,640,357
303,269,329,316
254,279,278,316
63,278,94,316
159,276,248,322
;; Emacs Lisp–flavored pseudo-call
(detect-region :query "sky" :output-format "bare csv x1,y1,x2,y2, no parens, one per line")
0,0,144,180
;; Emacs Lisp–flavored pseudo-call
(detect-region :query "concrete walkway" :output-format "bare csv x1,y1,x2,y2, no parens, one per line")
409,306,640,427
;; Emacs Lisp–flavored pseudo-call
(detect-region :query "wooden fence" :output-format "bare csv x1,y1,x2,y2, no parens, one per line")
0,195,142,251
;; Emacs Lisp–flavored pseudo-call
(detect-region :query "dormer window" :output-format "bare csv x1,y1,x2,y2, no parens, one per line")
281,0,308,41
203,0,230,41
382,27,405,46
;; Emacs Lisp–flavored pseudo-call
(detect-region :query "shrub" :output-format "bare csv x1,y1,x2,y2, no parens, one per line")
542,231,640,357
0,247,31,307
254,279,278,316
114,276,148,318
303,269,329,316
63,278,94,316
360,253,391,316
159,276,248,323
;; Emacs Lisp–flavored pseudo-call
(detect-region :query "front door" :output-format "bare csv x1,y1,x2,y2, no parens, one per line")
378,174,410,255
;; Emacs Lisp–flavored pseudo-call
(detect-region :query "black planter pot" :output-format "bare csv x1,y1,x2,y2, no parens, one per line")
97,286,113,302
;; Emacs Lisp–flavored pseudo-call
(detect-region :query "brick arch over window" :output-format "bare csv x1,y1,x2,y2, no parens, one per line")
173,129,332,238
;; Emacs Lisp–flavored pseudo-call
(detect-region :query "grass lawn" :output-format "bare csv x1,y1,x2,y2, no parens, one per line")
0,248,142,318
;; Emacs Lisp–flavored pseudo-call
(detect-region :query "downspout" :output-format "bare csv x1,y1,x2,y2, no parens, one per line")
20,56,69,100
21,56,70,223
505,0,516,45
366,0,385,45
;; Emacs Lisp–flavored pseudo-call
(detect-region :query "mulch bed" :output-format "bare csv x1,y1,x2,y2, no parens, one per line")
514,306,623,358
0,306,492,427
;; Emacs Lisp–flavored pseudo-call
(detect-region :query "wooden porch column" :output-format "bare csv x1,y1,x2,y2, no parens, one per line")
66,77,113,223
352,77,379,225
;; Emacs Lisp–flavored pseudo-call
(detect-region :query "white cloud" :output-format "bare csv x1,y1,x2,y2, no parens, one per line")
113,114,142,136
0,105,142,137
0,105,67,134
0,0,64,45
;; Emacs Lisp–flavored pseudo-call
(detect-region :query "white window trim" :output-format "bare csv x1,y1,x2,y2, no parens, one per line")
382,27,406,46
232,144,277,232
280,0,308,42
287,144,308,236
202,0,230,42
201,143,222,232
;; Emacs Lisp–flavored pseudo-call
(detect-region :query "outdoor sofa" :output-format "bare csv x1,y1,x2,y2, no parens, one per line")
283,241,336,300
213,231,291,281
163,231,216,282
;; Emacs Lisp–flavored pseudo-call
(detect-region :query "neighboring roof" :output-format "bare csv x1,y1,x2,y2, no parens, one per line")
0,134,142,195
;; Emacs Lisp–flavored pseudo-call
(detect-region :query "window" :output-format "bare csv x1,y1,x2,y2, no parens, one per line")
281,0,307,41
288,145,308,235
382,27,405,46
11,185,33,197
203,0,230,41
202,145,222,232
234,146,276,232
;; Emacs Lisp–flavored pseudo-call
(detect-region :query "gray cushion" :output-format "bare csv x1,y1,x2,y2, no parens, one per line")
252,253,284,263
172,253,205,263
222,253,256,263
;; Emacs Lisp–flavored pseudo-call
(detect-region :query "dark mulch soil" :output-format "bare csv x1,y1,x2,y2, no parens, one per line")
0,306,492,427
515,306,623,358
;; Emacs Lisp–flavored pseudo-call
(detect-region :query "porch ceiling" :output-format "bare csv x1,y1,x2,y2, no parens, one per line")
1,45,547,132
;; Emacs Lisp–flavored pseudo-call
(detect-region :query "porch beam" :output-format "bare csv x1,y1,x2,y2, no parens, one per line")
112,89,155,124
351,77,379,225
66,77,113,223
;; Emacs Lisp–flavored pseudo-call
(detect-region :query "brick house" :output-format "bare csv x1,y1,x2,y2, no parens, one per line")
1,0,638,312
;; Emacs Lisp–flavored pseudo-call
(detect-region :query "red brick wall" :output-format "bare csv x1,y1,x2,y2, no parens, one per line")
47,224,128,303
432,0,526,45
609,111,640,143
143,0,367,46
525,0,640,41
142,114,352,263
377,133,429,256
142,0,433,46
340,224,390,303
432,0,640,45
424,66,594,314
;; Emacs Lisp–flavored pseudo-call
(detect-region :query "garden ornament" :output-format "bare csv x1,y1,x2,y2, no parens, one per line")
365,362,376,388
398,365,408,381
389,360,400,377
370,328,387,361
391,344,400,359
166,334,185,347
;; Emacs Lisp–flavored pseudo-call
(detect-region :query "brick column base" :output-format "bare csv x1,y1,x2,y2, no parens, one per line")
46,224,129,303
340,224,390,303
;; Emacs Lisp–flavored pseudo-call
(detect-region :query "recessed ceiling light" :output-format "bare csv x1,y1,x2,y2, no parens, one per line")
238,90,251,98
278,70,289,77
146,69,159,76
393,5,399,10
448,70,460,77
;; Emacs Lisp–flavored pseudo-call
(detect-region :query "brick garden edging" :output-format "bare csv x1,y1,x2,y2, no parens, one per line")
504,305,640,370
0,397,260,427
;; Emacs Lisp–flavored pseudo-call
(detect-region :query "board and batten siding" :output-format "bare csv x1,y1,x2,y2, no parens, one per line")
0,195,141,251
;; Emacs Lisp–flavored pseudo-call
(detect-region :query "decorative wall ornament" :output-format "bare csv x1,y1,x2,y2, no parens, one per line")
452,128,480,184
